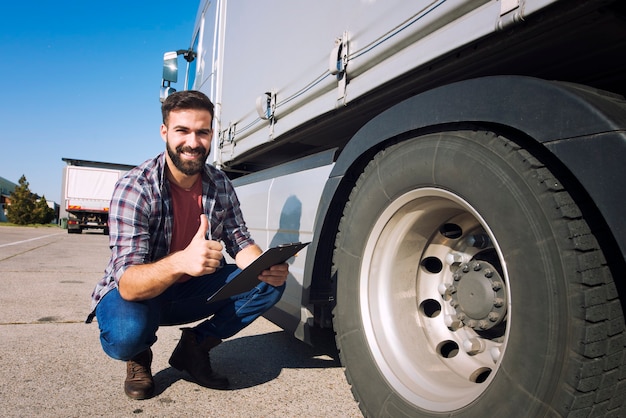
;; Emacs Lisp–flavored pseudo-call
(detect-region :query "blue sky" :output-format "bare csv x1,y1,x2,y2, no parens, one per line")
0,1,199,202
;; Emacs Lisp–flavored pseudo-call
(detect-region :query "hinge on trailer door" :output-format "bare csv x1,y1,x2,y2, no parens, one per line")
329,31,349,106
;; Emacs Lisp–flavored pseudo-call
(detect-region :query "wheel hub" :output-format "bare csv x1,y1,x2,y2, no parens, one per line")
449,260,507,330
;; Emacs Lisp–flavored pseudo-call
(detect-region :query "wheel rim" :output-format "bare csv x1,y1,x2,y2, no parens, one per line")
360,187,510,412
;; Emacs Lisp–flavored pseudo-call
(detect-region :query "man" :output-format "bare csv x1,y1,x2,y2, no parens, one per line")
87,90,289,400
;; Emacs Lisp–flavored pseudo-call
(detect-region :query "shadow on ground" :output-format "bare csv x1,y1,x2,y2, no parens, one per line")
153,328,340,395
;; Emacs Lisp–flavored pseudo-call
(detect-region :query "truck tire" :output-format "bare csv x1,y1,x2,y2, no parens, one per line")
332,129,625,417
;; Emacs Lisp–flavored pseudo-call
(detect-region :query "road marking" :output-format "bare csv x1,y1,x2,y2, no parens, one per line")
0,232,64,248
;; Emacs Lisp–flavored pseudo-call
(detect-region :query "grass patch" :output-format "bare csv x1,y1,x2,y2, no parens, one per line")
0,222,61,228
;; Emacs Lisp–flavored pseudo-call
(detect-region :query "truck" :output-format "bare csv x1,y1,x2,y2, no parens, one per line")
160,0,626,416
61,159,134,234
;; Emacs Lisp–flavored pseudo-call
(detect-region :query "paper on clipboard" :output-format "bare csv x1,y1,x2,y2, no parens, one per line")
206,242,310,303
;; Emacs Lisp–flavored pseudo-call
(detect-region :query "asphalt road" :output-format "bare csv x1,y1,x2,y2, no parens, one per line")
0,225,361,417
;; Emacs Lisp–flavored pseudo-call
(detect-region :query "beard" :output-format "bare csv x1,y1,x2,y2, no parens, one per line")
166,141,209,176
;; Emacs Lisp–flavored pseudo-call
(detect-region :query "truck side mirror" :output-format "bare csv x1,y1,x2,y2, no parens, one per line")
162,51,179,83
160,51,179,102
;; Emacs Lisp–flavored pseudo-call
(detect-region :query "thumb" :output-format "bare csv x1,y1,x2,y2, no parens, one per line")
195,214,209,240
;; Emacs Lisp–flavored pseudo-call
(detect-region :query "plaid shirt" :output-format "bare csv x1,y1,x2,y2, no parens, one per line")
88,152,255,315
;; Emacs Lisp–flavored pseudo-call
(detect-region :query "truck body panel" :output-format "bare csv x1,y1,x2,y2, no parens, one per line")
203,0,527,165
233,158,334,337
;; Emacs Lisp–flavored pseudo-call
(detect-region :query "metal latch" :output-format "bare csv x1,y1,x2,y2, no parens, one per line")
255,91,277,139
329,31,349,105
255,91,277,121
218,122,237,150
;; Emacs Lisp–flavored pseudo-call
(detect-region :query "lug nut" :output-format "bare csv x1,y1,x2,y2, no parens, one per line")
491,281,502,291
490,347,501,363
493,298,504,308
488,312,500,322
445,252,466,265
473,263,482,271
438,283,449,296
484,269,493,278
463,338,486,355
444,315,462,331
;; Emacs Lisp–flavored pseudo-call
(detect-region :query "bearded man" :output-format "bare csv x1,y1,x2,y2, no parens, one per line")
87,90,288,400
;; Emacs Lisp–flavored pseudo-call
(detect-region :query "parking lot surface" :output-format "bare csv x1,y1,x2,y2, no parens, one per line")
0,225,361,417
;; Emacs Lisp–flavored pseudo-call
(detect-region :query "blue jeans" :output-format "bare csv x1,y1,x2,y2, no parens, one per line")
95,264,285,361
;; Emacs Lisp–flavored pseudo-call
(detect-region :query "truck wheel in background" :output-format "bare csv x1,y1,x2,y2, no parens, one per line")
332,130,625,417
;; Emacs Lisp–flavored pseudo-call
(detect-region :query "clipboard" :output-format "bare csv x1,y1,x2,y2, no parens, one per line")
206,241,310,303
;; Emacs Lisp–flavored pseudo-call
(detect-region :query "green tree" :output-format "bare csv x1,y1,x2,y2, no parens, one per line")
33,195,55,224
6,175,36,225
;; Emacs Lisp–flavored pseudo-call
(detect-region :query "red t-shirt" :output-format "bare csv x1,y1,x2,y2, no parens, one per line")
169,176,203,283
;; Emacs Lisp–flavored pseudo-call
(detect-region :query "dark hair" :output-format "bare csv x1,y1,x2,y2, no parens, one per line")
161,90,215,125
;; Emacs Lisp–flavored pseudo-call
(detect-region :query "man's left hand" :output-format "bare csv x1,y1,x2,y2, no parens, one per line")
258,263,289,287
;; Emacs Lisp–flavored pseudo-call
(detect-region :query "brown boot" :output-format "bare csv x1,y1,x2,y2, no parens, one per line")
124,348,155,400
168,328,229,389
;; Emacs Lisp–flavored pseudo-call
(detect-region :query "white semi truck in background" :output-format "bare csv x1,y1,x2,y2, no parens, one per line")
161,1,626,416
61,159,134,234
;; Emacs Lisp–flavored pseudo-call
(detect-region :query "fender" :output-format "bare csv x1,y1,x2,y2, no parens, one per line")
305,75,626,301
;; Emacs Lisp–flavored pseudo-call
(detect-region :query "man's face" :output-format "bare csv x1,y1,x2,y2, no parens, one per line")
161,109,213,176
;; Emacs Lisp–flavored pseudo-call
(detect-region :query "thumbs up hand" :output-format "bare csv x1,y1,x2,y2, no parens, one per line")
182,214,224,276
194,212,211,240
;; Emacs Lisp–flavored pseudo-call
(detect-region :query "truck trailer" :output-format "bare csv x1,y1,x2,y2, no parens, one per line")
161,0,626,416
61,159,134,234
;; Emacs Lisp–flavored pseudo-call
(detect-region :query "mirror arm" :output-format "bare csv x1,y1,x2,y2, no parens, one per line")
177,48,196,63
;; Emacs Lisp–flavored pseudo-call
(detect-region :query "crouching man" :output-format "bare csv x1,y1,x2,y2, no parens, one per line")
86,90,288,399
